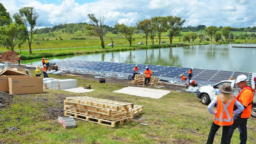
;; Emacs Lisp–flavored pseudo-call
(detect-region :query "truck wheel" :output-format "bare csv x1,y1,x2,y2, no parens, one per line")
201,94,210,105
251,105,256,118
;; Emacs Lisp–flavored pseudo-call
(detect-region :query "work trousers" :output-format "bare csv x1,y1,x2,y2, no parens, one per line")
46,63,50,71
43,71,49,78
227,114,248,144
132,72,138,80
144,77,150,85
18,60,20,65
254,83,256,90
207,122,230,144
36,74,41,77
188,74,193,81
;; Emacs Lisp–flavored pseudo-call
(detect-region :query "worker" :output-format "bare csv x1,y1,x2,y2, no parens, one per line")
227,75,255,144
180,74,187,82
188,79,197,87
230,77,234,80
42,58,45,66
207,83,244,144
45,58,49,71
254,76,256,90
188,68,193,81
144,67,153,86
35,66,41,77
132,65,139,80
42,64,49,78
17,56,21,66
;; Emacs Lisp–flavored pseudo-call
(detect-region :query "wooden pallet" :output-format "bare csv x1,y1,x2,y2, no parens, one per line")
65,110,131,127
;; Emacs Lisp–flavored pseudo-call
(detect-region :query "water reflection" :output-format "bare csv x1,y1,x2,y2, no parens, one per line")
22,44,256,72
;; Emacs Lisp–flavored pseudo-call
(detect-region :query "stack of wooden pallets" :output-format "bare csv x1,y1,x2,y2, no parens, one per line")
130,74,163,87
64,96,143,127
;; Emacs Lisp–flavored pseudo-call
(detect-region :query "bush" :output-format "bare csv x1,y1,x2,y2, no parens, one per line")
150,45,161,48
71,38,86,40
206,37,210,41
55,52,69,56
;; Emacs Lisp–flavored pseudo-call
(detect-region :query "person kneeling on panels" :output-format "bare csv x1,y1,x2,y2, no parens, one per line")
206,83,244,144
132,65,139,80
144,67,153,86
42,64,49,78
188,79,197,88
35,66,41,77
180,74,187,83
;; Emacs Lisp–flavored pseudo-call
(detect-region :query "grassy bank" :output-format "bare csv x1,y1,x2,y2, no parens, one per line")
0,71,256,143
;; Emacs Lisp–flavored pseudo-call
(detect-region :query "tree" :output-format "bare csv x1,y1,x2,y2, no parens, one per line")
148,21,156,45
205,26,218,42
198,34,205,42
151,16,167,45
190,33,197,42
182,33,191,43
221,26,232,41
0,23,27,51
115,23,136,46
229,33,234,40
13,7,40,54
0,3,12,26
87,14,106,48
214,32,222,42
166,16,185,44
110,37,114,48
136,19,152,45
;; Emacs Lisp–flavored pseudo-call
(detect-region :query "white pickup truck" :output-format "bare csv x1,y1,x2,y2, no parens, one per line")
196,80,256,117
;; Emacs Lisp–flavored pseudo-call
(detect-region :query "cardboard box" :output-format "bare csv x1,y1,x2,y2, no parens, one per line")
8,77,43,95
0,75,29,92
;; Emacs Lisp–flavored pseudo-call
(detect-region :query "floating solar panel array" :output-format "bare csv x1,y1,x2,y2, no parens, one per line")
54,60,252,86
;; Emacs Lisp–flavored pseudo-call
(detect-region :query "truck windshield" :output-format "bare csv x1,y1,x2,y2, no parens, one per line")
214,82,232,89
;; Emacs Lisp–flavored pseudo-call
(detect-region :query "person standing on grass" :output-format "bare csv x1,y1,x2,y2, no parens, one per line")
17,56,21,66
42,58,45,66
188,68,193,81
35,66,41,77
144,67,153,86
132,65,139,80
227,75,255,144
207,83,244,144
42,64,49,78
45,58,50,70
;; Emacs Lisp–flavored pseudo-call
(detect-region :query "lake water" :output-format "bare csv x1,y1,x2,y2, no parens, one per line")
22,44,256,73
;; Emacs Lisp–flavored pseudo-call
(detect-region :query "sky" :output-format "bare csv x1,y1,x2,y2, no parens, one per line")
1,0,256,28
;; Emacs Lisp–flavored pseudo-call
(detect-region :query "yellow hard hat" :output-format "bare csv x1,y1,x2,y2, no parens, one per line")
180,74,183,76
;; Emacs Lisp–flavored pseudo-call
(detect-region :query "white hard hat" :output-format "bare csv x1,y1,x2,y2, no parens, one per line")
190,80,193,83
236,75,247,83
146,67,148,69
135,65,137,67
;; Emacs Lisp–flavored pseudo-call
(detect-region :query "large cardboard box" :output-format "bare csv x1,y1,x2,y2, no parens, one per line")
0,75,29,92
8,77,43,95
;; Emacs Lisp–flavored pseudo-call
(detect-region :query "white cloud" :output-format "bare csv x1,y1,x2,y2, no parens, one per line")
1,0,256,27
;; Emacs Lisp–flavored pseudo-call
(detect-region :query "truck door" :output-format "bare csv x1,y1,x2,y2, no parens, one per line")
233,83,240,96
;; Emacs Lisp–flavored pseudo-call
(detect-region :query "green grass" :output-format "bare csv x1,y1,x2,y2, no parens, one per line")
0,71,256,143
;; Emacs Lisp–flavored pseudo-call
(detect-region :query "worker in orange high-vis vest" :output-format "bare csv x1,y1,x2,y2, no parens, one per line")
144,67,153,85
188,79,197,87
207,83,244,144
188,68,193,81
17,56,21,65
42,58,45,65
42,64,49,78
132,65,139,80
227,75,255,144
180,74,187,83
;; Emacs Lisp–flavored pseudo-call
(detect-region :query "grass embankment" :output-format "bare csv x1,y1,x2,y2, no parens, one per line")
19,43,193,60
0,71,256,143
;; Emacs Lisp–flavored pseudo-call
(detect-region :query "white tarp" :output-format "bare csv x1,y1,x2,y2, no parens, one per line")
113,86,170,99
63,87,94,93
51,79,77,90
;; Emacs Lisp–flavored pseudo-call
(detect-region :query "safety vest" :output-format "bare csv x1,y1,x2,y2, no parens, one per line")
254,77,256,82
236,86,255,118
181,75,186,80
45,60,49,64
35,68,41,74
144,70,153,78
214,95,236,126
188,70,192,74
42,59,45,63
133,67,139,72
42,67,47,72
18,57,20,60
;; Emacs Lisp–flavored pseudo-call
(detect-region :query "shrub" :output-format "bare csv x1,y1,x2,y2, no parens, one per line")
150,45,161,48
55,52,69,56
